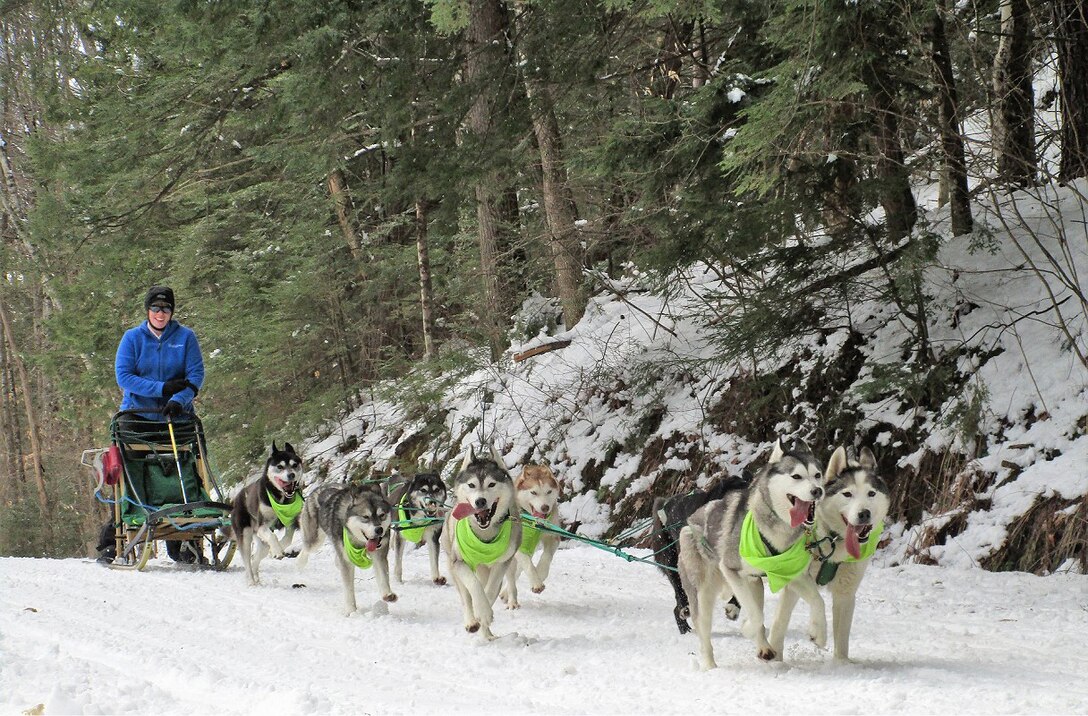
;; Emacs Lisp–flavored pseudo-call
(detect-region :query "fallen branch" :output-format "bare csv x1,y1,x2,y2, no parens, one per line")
513,340,571,362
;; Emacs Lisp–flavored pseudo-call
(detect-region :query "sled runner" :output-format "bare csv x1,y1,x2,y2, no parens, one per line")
82,409,235,571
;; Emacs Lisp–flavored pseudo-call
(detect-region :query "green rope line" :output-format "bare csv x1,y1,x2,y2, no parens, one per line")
519,513,673,570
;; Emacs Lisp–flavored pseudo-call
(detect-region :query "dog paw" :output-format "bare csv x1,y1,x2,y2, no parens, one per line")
466,622,480,633
809,628,827,649
506,600,521,610
382,593,398,603
530,583,545,594
757,647,777,661
433,576,447,586
723,603,741,621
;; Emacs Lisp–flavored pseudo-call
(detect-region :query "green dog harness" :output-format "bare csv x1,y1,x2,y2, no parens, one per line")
519,517,543,556
739,510,811,592
342,528,374,570
455,516,512,570
267,490,303,527
397,498,428,544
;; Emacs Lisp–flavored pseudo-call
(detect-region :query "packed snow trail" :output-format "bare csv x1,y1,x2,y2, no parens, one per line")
2,544,1086,715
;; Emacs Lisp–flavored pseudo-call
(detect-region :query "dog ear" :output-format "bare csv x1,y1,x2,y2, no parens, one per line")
271,440,278,454
792,439,814,459
825,446,849,482
769,437,786,463
284,441,295,455
858,446,877,471
460,446,476,472
488,444,507,472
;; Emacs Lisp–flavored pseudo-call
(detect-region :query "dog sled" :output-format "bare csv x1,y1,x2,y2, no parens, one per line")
82,409,235,571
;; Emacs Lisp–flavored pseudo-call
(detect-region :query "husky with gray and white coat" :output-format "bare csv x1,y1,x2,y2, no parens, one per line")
768,445,890,661
441,446,522,640
678,438,825,667
296,482,396,615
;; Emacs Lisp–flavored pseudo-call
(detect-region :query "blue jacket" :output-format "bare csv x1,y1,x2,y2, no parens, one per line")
115,320,204,419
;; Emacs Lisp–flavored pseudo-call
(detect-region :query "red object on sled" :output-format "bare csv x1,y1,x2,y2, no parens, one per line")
103,444,123,486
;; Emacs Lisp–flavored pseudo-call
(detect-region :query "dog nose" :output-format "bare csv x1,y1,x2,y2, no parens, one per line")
374,526,384,536
474,497,487,509
811,486,823,500
858,509,870,523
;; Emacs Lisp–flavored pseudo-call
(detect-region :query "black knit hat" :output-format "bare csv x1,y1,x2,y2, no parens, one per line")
144,286,175,311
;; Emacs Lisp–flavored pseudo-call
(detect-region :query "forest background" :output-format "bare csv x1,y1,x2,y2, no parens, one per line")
1,0,1085,569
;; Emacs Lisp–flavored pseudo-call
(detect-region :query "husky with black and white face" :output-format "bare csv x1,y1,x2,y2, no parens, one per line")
678,437,826,668
440,446,522,640
296,482,396,616
231,441,303,586
388,472,449,585
769,445,890,661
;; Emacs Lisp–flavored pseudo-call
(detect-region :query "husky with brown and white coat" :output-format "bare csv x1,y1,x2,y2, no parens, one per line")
441,446,522,640
501,465,561,609
768,445,889,661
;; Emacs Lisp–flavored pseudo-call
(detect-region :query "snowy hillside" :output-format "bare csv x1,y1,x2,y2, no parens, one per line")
3,545,1087,715
300,181,1087,574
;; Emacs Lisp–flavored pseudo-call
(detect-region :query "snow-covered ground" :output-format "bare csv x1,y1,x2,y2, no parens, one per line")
3,543,1087,715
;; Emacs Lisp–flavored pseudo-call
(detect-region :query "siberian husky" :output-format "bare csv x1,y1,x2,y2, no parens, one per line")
678,438,825,667
652,471,751,633
296,483,397,615
231,441,303,586
440,446,522,639
501,465,561,609
768,445,889,661
388,472,449,585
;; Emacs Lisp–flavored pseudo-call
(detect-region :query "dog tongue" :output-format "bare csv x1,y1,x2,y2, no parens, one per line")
845,524,862,559
366,539,380,553
452,503,476,520
789,499,811,528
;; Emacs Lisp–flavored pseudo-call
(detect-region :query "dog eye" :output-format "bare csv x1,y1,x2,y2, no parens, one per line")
843,491,852,498
791,473,803,480
868,491,876,497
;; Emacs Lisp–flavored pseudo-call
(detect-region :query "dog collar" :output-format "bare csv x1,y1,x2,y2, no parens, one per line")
342,528,374,570
455,516,513,571
396,497,434,544
267,490,303,527
739,511,811,593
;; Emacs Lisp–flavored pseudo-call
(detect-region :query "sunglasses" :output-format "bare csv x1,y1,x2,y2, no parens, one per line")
149,305,173,314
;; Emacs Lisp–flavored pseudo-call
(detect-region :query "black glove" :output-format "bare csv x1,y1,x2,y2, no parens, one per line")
162,378,188,399
163,401,184,419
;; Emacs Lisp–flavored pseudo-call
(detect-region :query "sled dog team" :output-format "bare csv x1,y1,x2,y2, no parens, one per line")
233,437,890,666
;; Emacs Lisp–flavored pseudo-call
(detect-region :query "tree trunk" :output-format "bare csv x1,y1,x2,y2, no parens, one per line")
0,295,53,545
1053,0,1088,183
872,92,917,243
520,63,585,327
932,0,973,236
327,169,361,260
993,0,1036,186
464,0,515,359
415,200,437,360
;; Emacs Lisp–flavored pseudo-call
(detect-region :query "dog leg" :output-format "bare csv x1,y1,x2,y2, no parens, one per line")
500,558,518,609
336,553,357,616
427,529,446,585
768,583,802,659
256,524,285,559
280,524,297,557
787,575,827,651
534,534,558,587
374,550,397,603
392,534,405,584
722,570,775,661
449,560,485,634
295,527,323,571
692,572,724,670
239,530,259,586
831,590,858,661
